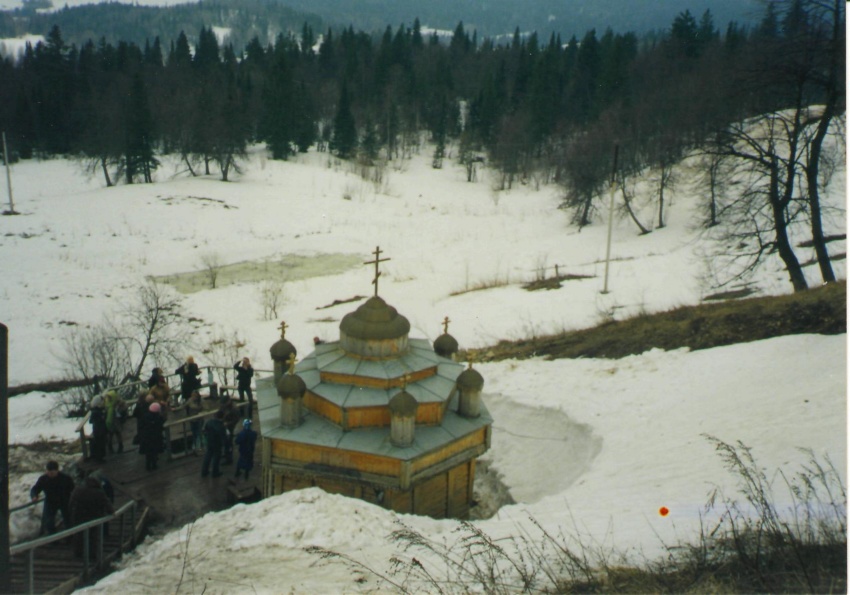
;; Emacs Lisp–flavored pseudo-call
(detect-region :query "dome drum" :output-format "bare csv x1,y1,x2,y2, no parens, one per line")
339,332,409,359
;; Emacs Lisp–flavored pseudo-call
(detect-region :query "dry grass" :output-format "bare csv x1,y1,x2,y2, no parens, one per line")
463,281,846,363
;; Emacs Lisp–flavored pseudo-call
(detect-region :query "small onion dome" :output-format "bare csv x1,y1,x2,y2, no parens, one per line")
456,366,484,391
433,333,459,358
270,337,297,363
388,390,418,417
277,372,306,400
340,296,410,341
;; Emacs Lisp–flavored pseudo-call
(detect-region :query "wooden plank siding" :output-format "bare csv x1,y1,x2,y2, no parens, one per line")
414,474,448,519
411,428,488,476
271,440,402,477
303,392,344,424
265,460,476,519
446,463,471,519
320,366,436,389
304,392,446,429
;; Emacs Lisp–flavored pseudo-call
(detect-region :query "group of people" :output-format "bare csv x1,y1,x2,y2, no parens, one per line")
85,355,258,478
201,410,257,480
30,461,114,555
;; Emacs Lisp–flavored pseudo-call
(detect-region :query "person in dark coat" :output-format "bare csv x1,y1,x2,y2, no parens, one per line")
89,395,108,463
69,476,114,557
201,411,227,478
233,357,255,416
138,402,165,471
219,398,240,464
234,419,258,480
30,461,75,535
175,356,201,402
132,391,151,445
147,367,165,389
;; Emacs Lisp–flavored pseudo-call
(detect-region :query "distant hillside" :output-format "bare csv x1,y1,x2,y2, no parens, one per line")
274,0,763,38
0,0,763,48
0,0,323,49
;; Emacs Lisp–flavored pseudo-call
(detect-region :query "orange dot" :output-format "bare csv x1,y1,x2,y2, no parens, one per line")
659,506,670,517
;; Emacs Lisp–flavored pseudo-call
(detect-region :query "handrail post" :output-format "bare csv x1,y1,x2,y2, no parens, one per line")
165,425,172,460
97,523,104,568
118,510,125,557
130,502,137,547
27,549,34,594
82,529,90,581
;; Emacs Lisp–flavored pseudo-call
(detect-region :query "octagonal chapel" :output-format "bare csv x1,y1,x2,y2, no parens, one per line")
256,248,492,519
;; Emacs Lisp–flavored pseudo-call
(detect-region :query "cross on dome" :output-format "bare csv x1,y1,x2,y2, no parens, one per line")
363,246,390,297
442,316,451,334
278,320,289,338
286,352,297,374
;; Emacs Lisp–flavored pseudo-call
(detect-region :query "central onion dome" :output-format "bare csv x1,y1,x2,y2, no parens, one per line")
339,296,411,358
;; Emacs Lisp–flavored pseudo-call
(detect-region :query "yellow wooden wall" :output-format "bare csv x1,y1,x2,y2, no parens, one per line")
264,459,477,519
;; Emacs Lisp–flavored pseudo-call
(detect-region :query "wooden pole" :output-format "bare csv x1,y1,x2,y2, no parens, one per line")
0,323,10,594
2,132,14,215
602,144,619,294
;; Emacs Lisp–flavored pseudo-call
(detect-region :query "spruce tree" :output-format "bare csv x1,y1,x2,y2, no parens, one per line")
330,83,357,159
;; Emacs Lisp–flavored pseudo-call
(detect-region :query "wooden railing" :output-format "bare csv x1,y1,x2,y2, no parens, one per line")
75,366,271,459
9,499,145,594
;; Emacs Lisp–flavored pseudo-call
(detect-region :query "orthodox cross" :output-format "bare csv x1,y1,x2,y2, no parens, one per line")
363,246,390,297
286,352,297,374
278,320,288,338
401,372,412,389
467,352,476,369
442,316,451,334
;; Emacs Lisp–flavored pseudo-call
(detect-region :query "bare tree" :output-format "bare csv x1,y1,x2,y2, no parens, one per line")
617,170,652,235
702,0,845,291
796,0,845,283
119,280,189,381
200,253,224,289
57,280,189,414
58,322,131,415
258,280,285,321
201,329,247,387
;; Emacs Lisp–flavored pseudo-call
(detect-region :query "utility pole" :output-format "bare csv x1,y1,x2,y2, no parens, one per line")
0,323,10,593
2,132,15,215
602,144,619,294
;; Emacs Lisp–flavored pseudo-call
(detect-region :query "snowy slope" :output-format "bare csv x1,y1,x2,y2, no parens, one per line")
2,145,845,592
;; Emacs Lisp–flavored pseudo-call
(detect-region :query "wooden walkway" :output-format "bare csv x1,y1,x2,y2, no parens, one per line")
9,397,262,593
83,398,261,528
9,497,144,594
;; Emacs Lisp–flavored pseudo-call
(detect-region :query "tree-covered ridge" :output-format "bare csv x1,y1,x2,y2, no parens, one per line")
0,0,323,50
0,1,843,292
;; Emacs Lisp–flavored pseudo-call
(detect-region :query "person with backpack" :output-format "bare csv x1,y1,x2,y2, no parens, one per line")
234,419,258,480
201,411,228,478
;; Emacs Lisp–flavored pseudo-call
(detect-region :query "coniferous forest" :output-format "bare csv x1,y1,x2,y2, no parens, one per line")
0,0,844,289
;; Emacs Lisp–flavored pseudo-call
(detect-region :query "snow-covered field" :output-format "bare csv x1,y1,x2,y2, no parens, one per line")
2,145,845,592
